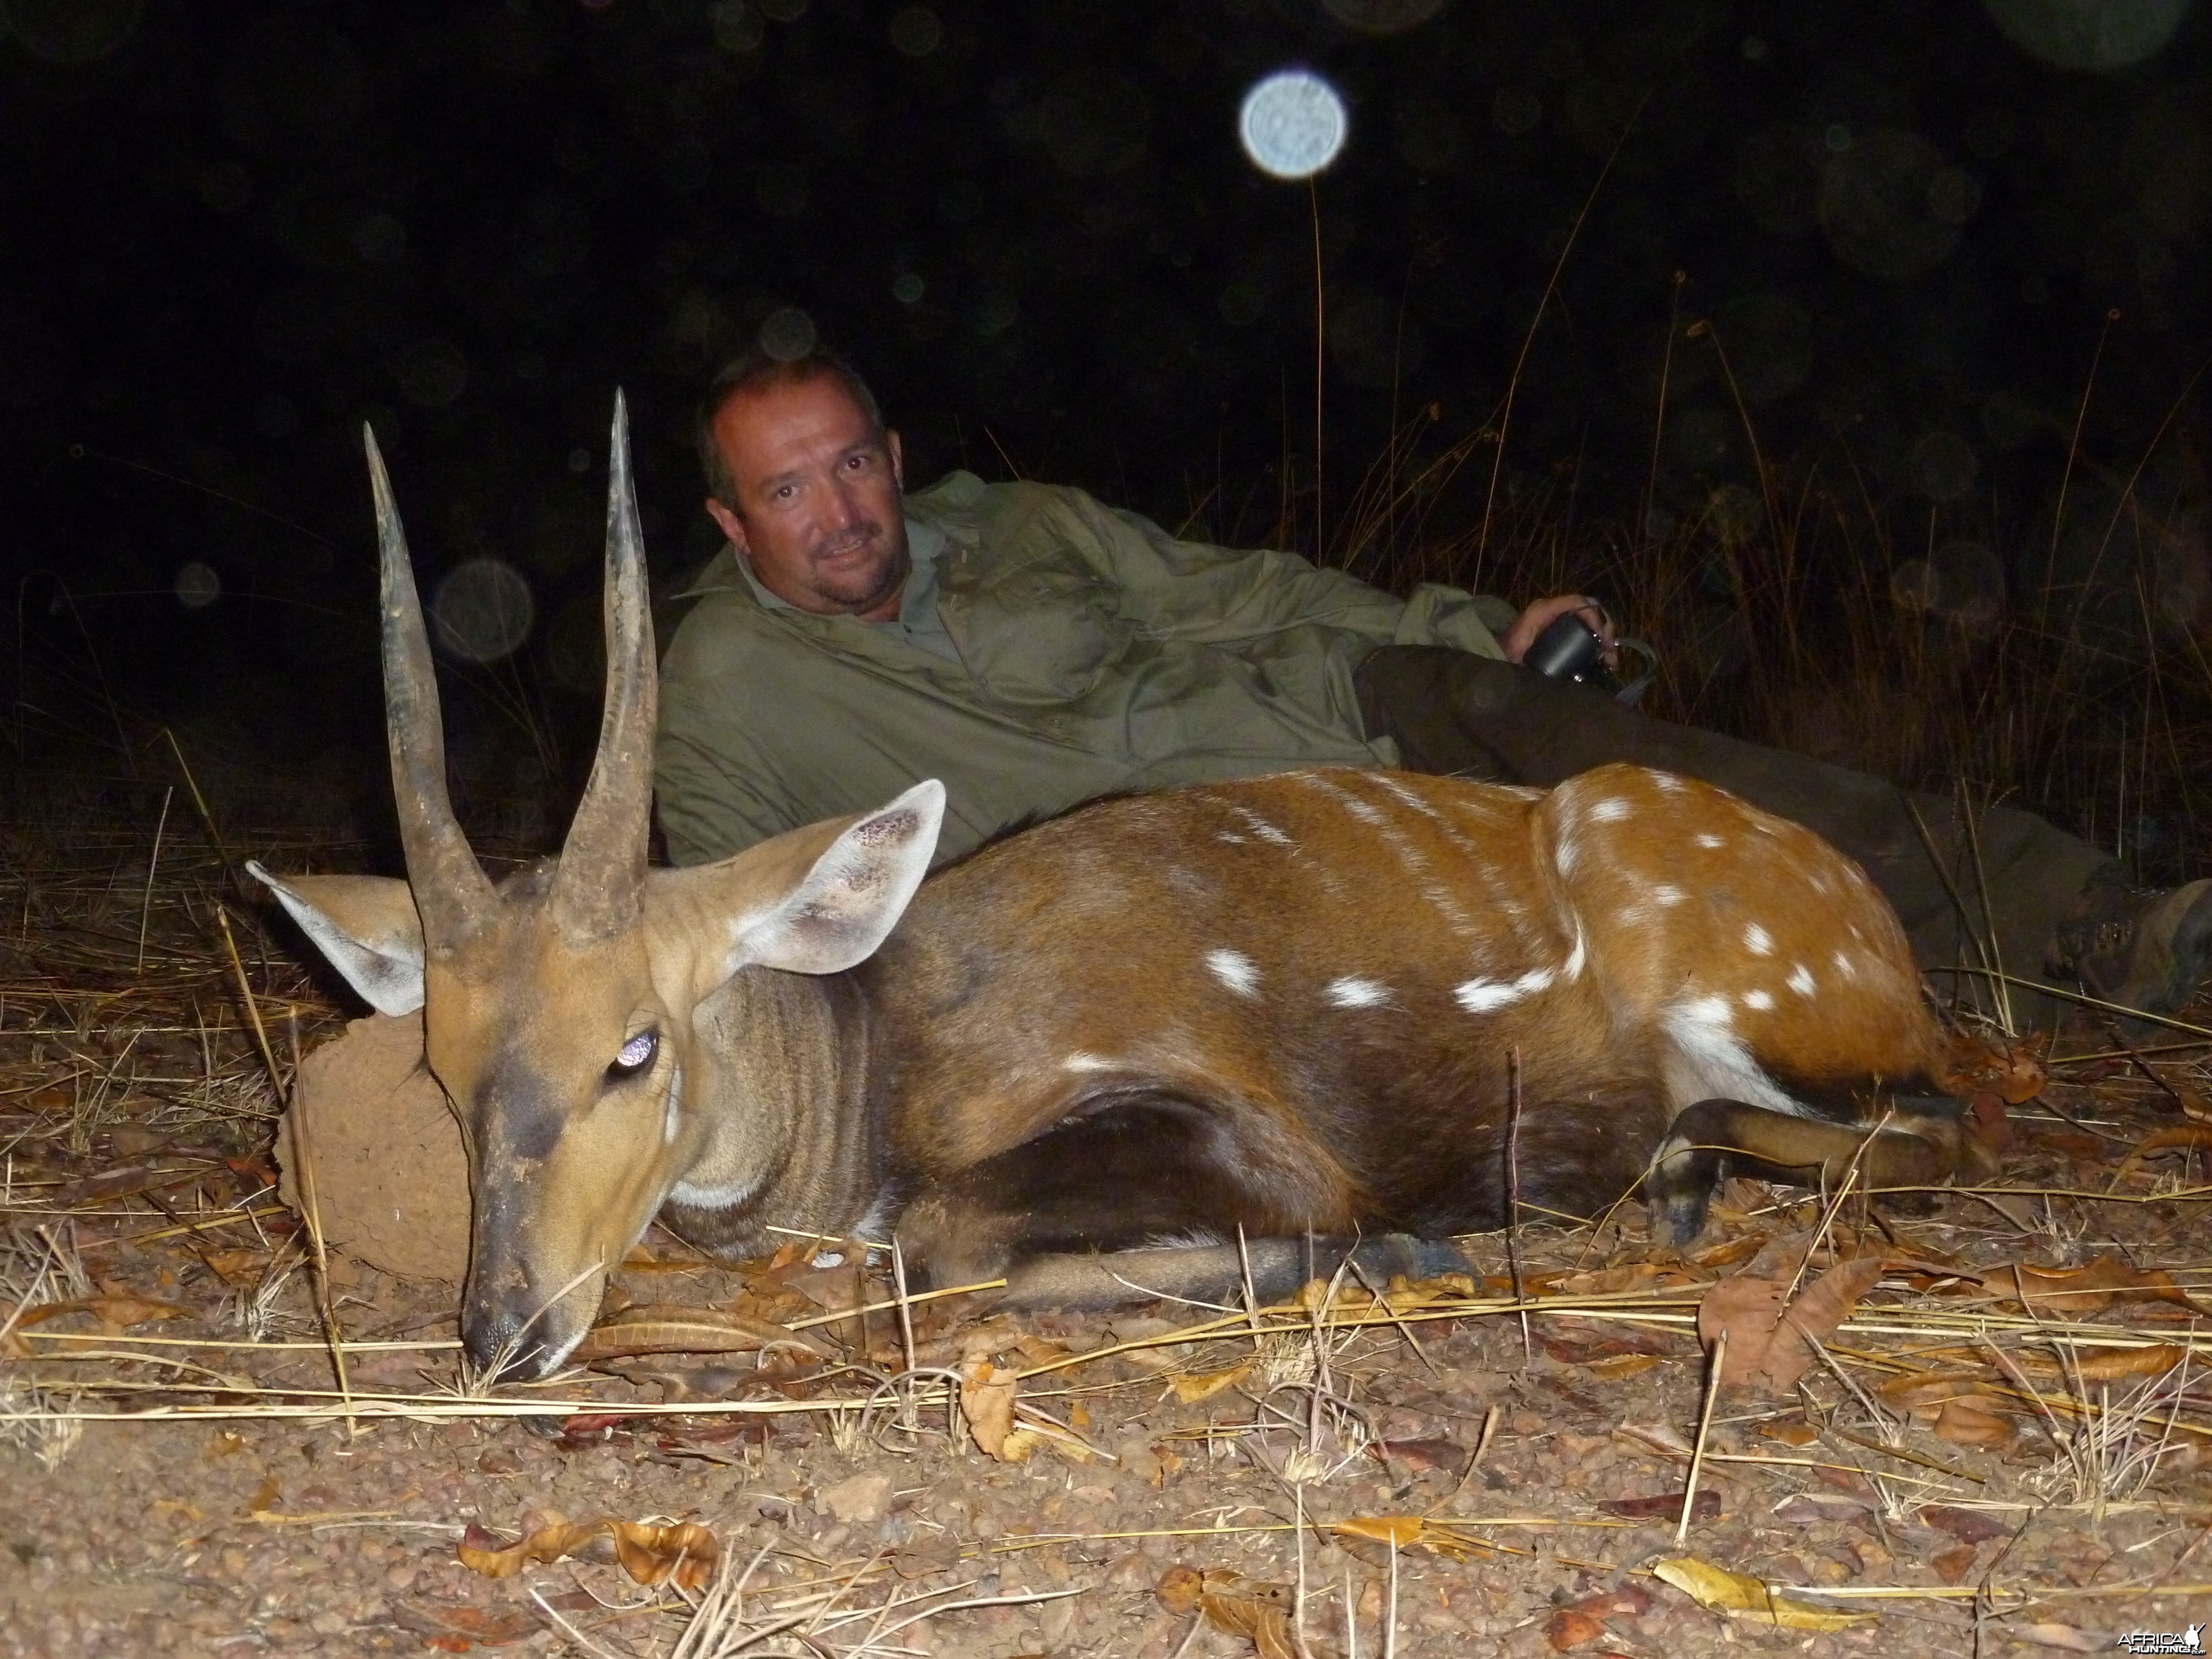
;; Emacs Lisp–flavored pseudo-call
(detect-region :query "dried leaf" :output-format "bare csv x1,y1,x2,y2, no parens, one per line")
1758,1419,1819,1447
1980,1255,2212,1320
1328,1515,1484,1561
1167,1359,1254,1403
571,1304,828,1364
1930,1543,1979,1584
1650,1556,1871,1630
1689,1234,1767,1270
1698,1257,1886,1393
1157,1566,1296,1656
2070,1344,2189,1381
2004,1622,2104,1651
1587,1352,1662,1380
1614,1420,1695,1459
1371,1437,1468,1477
391,1601,543,1648
15,1292,192,1331
457,1517,718,1590
2116,1124,2212,1181
1546,1608,1607,1650
1941,1030,2048,1103
1599,1490,1720,1523
1877,1369,1995,1414
1918,1505,2008,1544
1931,1399,2015,1448
959,1359,1028,1462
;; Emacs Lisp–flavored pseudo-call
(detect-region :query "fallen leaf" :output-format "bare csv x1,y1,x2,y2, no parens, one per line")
2069,1344,2189,1381
1167,1359,1254,1404
1758,1419,1819,1448
1174,1567,1296,1659
2003,1622,2104,1651
391,1602,542,1648
1919,1505,2007,1544
14,1292,192,1332
1651,1556,1870,1630
1614,1421,1695,1459
1587,1353,1662,1380
1599,1490,1719,1523
1980,1256,2212,1320
1772,1493,1873,1525
2115,1124,2212,1181
1546,1608,1606,1650
1879,1369,1998,1415
1689,1234,1767,1269
1698,1257,1887,1393
1931,1400,2016,1448
457,1517,718,1590
1930,1542,1979,1584
1942,1030,2047,1103
1328,1515,1486,1561
571,1305,828,1364
959,1359,1028,1463
1371,1437,1469,1477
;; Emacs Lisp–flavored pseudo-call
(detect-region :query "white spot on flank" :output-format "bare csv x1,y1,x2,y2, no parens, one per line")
1695,833,1724,849
1788,964,1816,996
1231,806,1294,847
1339,795,1386,824
1206,948,1261,998
1588,797,1632,822
1555,834,1581,877
1062,1052,1117,1074
1678,994,1734,1031
1455,966,1556,1013
1832,950,1858,980
1562,927,1587,980
1653,773,1686,793
1216,832,1248,845
1743,922,1774,956
1617,904,1650,927
1742,989,1775,1011
1325,976,1393,1008
1651,885,1684,907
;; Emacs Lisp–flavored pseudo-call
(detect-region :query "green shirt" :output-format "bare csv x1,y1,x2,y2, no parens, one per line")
654,471,1515,867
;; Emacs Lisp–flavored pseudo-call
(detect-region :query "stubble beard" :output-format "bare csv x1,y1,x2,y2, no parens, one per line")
807,519,910,615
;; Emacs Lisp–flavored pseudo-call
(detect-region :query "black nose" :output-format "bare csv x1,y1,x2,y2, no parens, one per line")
461,1309,544,1383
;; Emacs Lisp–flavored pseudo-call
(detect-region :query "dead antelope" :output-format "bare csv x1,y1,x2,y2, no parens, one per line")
251,397,1998,1381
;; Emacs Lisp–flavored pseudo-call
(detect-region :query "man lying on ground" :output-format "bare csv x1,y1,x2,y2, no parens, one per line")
654,342,2212,1028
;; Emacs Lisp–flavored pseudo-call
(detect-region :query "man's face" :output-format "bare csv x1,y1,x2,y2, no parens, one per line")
704,375,909,621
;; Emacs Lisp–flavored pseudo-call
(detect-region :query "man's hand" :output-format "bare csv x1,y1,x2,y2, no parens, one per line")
1499,594,1619,670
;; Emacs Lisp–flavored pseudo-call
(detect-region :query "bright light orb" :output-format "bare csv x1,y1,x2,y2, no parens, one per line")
1238,70,1348,181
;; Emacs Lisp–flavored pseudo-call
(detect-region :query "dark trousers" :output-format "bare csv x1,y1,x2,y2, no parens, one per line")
1354,646,2113,1026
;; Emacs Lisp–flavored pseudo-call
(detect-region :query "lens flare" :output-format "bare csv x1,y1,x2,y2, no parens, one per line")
433,559,535,664
1238,70,1348,180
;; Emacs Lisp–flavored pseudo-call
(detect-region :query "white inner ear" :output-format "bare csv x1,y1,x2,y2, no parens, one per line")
247,861,427,1017
731,779,945,977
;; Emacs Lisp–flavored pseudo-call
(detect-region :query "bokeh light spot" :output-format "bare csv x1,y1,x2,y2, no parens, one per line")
1983,0,2192,71
352,212,407,264
7,0,144,64
174,562,221,610
1491,87,1543,137
567,446,591,475
1818,130,1962,280
393,337,469,407
1321,0,1446,33
1908,431,1980,501
433,559,535,664
1238,70,1347,180
892,272,926,306
887,5,941,57
709,1,763,53
757,306,817,361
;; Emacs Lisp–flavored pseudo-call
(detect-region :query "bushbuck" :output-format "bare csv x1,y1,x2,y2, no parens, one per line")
251,398,1997,1381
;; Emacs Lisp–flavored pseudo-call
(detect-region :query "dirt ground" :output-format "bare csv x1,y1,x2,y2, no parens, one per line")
6,847,2212,1656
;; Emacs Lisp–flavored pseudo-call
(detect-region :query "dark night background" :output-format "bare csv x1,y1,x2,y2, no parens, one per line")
2,0,2205,860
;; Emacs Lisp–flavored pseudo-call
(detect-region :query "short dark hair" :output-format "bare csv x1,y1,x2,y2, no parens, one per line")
695,342,885,511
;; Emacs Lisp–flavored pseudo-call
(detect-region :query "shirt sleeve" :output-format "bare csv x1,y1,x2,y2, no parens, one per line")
1069,491,1506,660
653,673,800,866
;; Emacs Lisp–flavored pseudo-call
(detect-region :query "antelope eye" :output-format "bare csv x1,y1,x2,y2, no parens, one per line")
610,1030,658,1076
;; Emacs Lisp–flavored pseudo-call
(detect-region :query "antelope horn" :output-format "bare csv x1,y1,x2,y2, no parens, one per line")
552,391,655,941
367,426,498,946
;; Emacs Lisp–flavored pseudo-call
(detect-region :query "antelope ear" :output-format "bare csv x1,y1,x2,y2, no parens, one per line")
660,781,945,985
247,863,427,1016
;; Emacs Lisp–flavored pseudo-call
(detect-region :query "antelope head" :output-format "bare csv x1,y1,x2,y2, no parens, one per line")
251,396,942,1380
